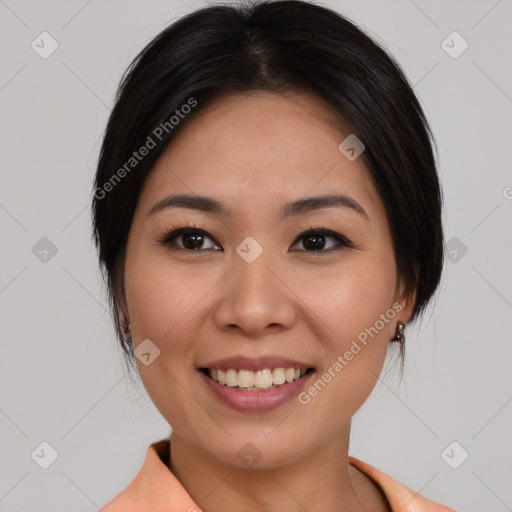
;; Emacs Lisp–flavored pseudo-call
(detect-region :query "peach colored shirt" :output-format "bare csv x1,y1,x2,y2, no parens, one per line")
100,439,455,512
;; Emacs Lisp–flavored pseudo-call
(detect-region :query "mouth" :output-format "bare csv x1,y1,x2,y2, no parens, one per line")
199,367,315,391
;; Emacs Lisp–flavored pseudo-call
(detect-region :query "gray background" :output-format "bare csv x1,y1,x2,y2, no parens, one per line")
1,0,511,510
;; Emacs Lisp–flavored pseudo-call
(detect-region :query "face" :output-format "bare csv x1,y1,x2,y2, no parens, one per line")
123,91,414,468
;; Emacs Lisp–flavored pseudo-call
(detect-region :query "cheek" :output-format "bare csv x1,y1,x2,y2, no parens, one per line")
293,258,396,411
125,251,210,351
297,255,396,346
124,255,210,429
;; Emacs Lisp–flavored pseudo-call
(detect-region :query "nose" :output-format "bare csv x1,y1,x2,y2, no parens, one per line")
212,253,297,337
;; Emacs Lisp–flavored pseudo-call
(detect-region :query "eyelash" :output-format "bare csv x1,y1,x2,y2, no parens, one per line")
156,222,356,255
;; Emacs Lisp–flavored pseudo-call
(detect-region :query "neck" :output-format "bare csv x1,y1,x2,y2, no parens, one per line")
168,424,368,512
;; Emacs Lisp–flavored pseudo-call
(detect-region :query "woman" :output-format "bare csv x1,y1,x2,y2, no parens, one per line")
92,1,454,510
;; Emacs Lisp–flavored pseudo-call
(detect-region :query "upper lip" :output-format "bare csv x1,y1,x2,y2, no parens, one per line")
198,355,315,372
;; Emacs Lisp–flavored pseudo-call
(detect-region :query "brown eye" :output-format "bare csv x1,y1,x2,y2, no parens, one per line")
291,229,353,253
158,227,353,254
159,228,222,251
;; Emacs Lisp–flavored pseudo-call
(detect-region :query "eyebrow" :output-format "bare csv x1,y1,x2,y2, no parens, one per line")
148,193,369,221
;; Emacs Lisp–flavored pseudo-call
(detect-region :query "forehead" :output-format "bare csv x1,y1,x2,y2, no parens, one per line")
137,91,381,223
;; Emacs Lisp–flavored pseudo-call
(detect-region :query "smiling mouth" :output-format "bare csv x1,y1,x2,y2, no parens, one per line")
200,367,315,391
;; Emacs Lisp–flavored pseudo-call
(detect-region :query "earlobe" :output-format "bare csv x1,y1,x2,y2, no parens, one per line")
119,300,132,339
401,290,416,324
389,286,416,343
121,316,132,339
393,283,416,325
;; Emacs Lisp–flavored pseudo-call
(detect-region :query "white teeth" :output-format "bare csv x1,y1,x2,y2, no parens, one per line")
254,369,273,388
225,369,238,387
272,368,286,385
238,369,255,388
206,367,310,390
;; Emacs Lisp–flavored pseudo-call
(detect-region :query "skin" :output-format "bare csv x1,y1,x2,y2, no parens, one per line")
122,90,415,512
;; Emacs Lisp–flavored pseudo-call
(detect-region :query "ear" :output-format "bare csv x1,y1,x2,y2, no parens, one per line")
119,300,130,324
390,281,416,338
116,268,130,323
398,289,416,324
117,291,131,337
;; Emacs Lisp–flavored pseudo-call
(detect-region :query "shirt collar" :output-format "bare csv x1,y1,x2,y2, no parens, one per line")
102,439,450,512
101,439,201,511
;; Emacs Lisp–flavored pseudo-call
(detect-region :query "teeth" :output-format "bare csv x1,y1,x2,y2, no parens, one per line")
254,369,273,388
207,367,309,390
238,369,254,388
272,368,286,385
225,369,238,387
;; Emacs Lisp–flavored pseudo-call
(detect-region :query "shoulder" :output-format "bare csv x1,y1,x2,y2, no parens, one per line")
101,440,457,512
349,456,457,512
100,439,201,511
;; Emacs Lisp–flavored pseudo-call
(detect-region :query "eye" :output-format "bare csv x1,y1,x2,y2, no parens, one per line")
291,227,354,253
156,223,354,253
157,224,222,252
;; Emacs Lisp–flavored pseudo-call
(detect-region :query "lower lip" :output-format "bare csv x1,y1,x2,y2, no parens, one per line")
199,370,315,412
